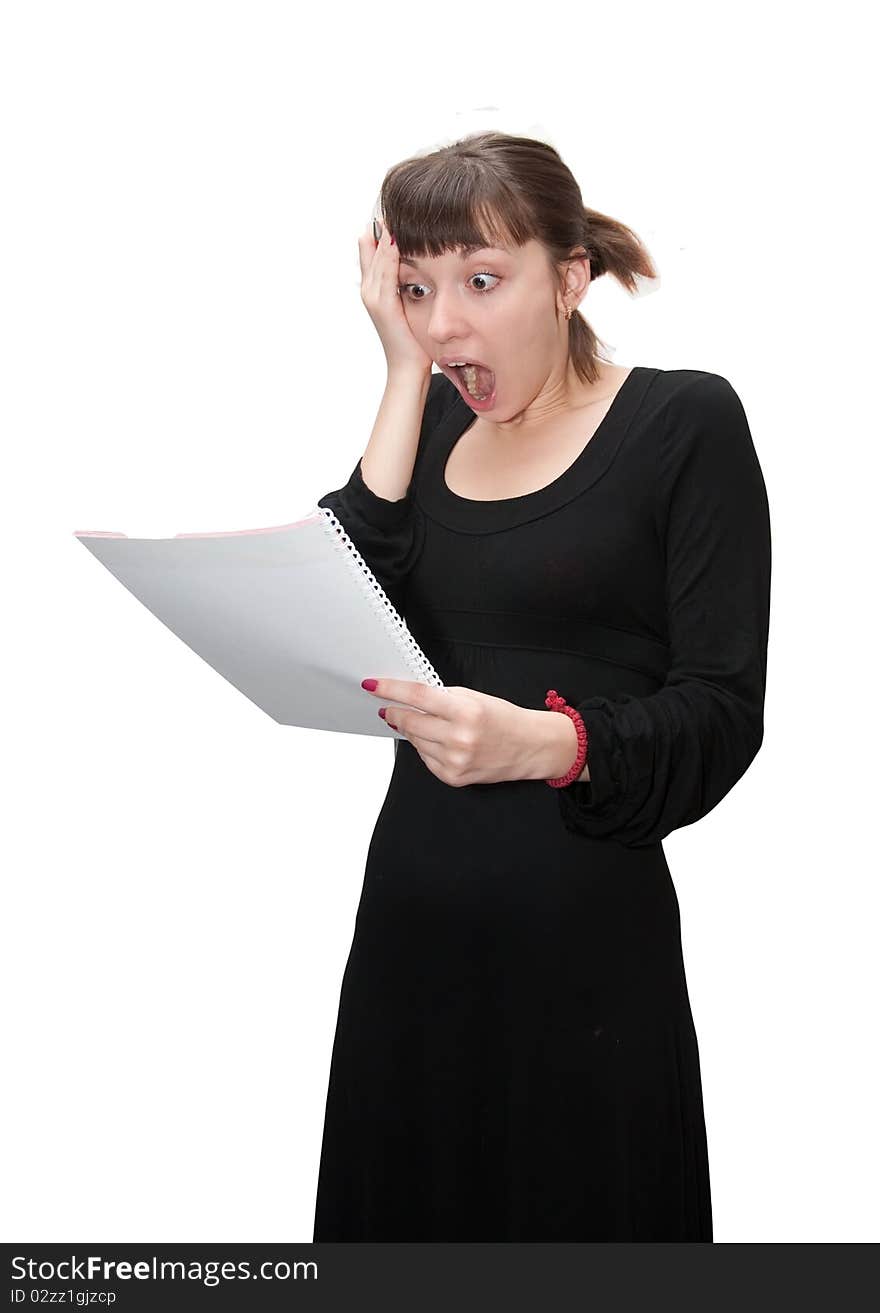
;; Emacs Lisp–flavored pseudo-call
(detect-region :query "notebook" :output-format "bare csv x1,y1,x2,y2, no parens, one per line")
73,506,444,736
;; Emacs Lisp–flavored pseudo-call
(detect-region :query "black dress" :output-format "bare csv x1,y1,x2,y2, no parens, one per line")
312,366,771,1242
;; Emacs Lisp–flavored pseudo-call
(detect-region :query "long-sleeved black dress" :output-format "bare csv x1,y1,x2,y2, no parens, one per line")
312,365,771,1242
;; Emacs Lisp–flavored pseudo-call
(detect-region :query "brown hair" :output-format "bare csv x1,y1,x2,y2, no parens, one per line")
378,130,658,386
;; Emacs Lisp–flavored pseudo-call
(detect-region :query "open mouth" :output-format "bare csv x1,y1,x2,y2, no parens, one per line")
447,362,496,402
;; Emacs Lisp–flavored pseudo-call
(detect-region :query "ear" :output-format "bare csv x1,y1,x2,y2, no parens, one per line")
557,246,591,315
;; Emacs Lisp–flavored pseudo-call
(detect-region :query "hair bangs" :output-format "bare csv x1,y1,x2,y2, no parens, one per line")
380,155,536,263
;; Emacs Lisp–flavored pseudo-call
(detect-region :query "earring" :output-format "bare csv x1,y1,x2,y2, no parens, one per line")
564,305,573,321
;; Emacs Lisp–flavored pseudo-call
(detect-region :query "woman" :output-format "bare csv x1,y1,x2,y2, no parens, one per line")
312,131,771,1242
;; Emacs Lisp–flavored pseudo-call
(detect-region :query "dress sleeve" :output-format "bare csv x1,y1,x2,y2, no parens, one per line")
316,371,451,615
556,373,772,848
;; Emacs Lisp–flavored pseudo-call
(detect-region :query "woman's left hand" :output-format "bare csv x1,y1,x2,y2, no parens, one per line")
362,678,540,787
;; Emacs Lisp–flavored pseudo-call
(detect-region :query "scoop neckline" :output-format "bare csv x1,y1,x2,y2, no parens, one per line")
416,365,659,533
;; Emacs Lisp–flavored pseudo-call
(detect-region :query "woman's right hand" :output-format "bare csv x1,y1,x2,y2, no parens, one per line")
358,220,434,377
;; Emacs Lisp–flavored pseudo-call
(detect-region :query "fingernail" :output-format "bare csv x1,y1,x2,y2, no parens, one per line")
362,678,378,691
378,707,387,720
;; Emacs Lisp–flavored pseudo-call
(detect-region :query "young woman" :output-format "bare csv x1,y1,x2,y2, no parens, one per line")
312,131,771,1242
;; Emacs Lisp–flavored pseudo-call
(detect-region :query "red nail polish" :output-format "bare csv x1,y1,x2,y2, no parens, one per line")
378,707,387,720
362,678,378,691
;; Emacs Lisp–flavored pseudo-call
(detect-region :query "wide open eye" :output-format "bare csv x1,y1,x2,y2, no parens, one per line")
469,272,500,293
398,272,501,301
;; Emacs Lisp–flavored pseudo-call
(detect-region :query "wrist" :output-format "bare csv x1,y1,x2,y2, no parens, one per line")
522,708,590,783
386,363,433,388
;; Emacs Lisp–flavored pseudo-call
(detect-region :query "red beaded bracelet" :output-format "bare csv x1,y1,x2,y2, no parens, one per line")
543,689,588,788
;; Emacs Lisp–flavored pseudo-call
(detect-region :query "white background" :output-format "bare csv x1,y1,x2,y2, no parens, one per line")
2,0,876,1243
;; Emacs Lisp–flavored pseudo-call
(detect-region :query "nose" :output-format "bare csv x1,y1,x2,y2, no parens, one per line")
425,287,473,345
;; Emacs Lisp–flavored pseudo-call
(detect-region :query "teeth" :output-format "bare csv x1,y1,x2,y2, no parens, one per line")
445,361,492,400
460,363,490,401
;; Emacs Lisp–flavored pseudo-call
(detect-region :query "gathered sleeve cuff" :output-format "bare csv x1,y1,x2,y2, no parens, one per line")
320,453,413,531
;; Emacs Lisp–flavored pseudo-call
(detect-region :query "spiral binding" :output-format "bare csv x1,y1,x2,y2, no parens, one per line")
315,505,445,688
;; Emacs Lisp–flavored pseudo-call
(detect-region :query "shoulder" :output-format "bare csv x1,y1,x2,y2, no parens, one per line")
646,368,753,459
648,369,765,515
648,367,745,419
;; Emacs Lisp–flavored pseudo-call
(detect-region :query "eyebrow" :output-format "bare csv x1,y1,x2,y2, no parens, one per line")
399,245,511,270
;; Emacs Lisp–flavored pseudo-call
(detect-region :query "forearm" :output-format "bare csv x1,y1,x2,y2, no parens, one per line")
520,709,591,783
359,367,433,503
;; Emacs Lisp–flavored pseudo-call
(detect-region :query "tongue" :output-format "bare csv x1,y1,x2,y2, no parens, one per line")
467,364,495,395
